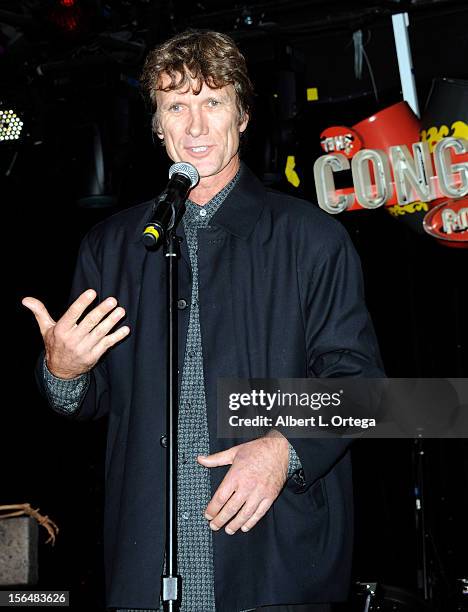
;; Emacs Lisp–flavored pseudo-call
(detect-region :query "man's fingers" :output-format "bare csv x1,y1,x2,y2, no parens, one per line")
224,498,262,535
204,481,236,521
21,297,56,336
238,498,272,533
78,304,126,346
74,296,122,338
207,490,247,532
91,325,131,360
59,289,98,329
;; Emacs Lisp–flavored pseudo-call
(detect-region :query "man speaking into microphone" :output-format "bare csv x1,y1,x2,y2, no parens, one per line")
22,30,384,612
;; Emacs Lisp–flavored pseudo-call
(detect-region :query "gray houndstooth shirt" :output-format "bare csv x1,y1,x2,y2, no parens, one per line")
42,168,302,612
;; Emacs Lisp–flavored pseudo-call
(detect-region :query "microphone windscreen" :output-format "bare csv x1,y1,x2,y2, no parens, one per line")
168,162,199,188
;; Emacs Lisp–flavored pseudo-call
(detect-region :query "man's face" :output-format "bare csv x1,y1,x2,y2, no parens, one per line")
155,74,248,179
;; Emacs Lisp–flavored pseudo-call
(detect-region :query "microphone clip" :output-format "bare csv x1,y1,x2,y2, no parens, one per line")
142,162,199,251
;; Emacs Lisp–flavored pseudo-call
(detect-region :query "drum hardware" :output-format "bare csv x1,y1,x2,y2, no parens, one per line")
352,581,434,611
354,582,377,612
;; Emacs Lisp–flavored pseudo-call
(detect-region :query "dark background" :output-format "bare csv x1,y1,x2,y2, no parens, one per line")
2,1,467,610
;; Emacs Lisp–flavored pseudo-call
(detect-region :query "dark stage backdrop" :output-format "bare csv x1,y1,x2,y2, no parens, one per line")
3,3,468,610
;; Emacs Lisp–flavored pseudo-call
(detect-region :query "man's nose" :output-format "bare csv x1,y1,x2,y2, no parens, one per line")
186,108,208,138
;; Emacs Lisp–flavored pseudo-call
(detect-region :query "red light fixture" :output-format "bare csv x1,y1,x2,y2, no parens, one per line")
49,0,83,33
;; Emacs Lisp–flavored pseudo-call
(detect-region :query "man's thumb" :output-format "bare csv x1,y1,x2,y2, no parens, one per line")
197,448,236,467
22,297,55,335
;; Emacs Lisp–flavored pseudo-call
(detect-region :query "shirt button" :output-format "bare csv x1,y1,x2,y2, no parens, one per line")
177,299,187,310
199,209,207,217
182,512,189,520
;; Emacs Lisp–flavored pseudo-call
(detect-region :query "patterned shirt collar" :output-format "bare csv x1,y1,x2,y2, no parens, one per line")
183,166,241,228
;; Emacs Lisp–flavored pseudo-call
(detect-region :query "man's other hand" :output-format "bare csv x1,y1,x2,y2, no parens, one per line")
22,289,130,380
197,430,289,535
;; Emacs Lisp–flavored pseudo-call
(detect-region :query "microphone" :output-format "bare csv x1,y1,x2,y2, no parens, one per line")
142,162,199,249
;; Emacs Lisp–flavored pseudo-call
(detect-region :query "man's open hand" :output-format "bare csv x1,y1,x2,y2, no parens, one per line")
197,430,289,535
22,289,130,379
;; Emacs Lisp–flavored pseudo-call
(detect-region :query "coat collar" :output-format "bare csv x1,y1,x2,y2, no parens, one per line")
133,162,266,244
209,162,266,240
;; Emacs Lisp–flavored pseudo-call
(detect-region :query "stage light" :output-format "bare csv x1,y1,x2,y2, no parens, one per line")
49,0,83,34
0,109,24,142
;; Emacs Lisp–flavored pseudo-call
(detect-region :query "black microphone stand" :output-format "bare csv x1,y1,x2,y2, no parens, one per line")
161,223,183,611
143,162,198,611
413,437,430,601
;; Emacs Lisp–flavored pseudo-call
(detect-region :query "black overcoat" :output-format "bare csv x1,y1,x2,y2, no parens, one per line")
36,164,384,611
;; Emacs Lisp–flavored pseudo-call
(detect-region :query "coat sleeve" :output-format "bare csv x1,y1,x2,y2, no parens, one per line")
34,230,110,421
287,221,385,490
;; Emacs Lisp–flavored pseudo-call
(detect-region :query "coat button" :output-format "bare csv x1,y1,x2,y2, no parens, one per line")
177,299,187,310
160,435,167,448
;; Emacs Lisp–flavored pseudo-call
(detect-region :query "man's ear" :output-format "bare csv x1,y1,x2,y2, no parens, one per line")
239,112,249,134
155,122,164,140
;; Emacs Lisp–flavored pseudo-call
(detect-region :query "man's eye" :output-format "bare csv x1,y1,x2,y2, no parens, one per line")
169,104,182,112
207,99,221,107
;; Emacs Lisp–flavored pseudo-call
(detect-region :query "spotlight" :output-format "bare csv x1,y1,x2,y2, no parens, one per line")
0,108,24,142
49,0,84,34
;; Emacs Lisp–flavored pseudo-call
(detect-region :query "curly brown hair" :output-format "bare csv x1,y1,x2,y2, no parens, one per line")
140,29,254,133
